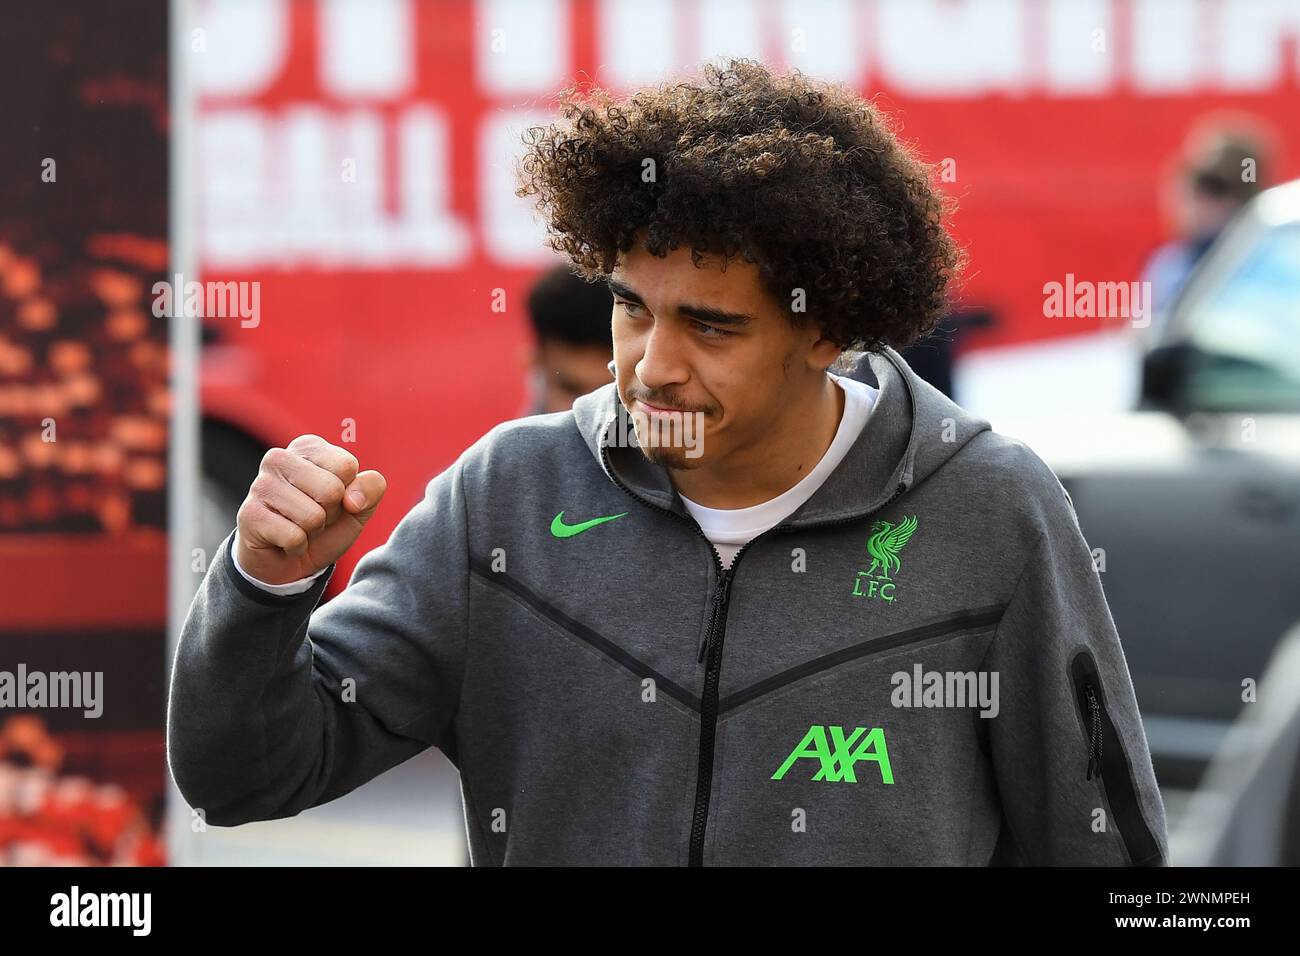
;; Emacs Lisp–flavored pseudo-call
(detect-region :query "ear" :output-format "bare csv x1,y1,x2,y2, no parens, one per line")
805,326,843,372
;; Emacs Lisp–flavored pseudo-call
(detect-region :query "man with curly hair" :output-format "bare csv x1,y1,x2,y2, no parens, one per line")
170,58,1168,867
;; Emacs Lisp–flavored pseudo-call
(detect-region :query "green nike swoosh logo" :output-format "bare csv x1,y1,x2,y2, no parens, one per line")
550,510,629,538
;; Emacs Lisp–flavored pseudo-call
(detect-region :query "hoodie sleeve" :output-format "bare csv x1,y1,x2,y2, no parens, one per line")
980,470,1169,866
166,459,470,827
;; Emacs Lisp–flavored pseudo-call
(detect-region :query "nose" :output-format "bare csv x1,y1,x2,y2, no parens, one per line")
634,320,690,394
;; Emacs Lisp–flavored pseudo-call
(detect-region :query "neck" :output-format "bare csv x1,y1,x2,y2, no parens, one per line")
668,373,844,509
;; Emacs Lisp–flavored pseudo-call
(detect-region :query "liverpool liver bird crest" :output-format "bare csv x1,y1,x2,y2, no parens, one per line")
864,515,918,580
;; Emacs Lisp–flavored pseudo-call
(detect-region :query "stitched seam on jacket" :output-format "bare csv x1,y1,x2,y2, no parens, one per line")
468,560,701,713
975,528,1045,864
974,528,1045,678
457,759,497,865
721,605,1007,716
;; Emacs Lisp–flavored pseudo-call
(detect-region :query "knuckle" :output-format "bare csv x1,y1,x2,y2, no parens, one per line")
239,498,269,532
261,446,288,471
249,473,274,500
321,473,347,504
301,503,329,532
287,433,322,452
328,450,359,484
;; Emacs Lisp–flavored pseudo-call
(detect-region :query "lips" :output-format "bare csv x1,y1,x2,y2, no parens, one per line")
637,399,691,414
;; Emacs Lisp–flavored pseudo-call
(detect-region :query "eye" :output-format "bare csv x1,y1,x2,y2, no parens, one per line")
691,319,732,338
616,299,646,318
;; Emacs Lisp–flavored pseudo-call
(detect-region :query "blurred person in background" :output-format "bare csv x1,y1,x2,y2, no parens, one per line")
1140,121,1275,340
521,263,615,415
898,307,996,401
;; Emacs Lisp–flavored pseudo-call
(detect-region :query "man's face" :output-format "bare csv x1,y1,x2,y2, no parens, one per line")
1177,176,1244,242
532,340,615,414
609,239,839,470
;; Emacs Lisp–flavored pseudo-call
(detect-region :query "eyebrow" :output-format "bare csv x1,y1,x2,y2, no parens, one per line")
606,276,755,328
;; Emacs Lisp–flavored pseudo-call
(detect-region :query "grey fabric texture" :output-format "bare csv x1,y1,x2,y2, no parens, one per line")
167,346,1169,865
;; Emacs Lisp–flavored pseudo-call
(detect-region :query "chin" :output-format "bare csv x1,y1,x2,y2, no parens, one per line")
639,443,706,470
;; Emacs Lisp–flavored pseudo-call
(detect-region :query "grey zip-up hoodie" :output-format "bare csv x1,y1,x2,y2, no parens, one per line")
168,346,1169,865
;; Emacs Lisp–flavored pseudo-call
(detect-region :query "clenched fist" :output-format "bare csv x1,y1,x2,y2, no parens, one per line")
235,434,387,585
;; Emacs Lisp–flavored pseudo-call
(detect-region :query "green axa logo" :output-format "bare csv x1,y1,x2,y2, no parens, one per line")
771,725,894,784
851,515,918,603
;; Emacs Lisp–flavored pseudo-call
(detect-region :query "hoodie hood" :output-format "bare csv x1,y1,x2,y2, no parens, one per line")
571,346,991,528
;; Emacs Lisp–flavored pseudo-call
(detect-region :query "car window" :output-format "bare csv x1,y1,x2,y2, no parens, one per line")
1182,222,1300,412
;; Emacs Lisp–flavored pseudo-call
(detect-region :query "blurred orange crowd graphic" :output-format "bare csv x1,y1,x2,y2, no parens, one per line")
0,716,164,866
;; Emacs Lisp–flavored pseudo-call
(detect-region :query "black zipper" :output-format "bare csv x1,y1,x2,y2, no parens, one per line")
688,557,735,866
697,564,730,663
600,427,909,866
1080,680,1103,780
1069,650,1163,865
688,479,911,866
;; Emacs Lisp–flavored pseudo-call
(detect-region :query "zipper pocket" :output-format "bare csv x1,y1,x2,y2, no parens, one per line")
1069,650,1163,865
1080,679,1103,780
721,603,1006,714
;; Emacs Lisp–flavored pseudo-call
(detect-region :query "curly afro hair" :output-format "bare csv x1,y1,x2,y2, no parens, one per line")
514,57,964,353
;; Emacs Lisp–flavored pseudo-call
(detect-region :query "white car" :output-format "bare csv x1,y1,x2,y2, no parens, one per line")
958,179,1300,797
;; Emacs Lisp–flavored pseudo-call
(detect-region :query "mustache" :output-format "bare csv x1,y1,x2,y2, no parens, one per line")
626,392,710,414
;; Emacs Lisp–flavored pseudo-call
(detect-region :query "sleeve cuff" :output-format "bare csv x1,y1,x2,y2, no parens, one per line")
221,530,334,607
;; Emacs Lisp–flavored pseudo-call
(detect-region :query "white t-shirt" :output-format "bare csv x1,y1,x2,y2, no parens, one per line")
678,373,878,569
234,371,878,591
